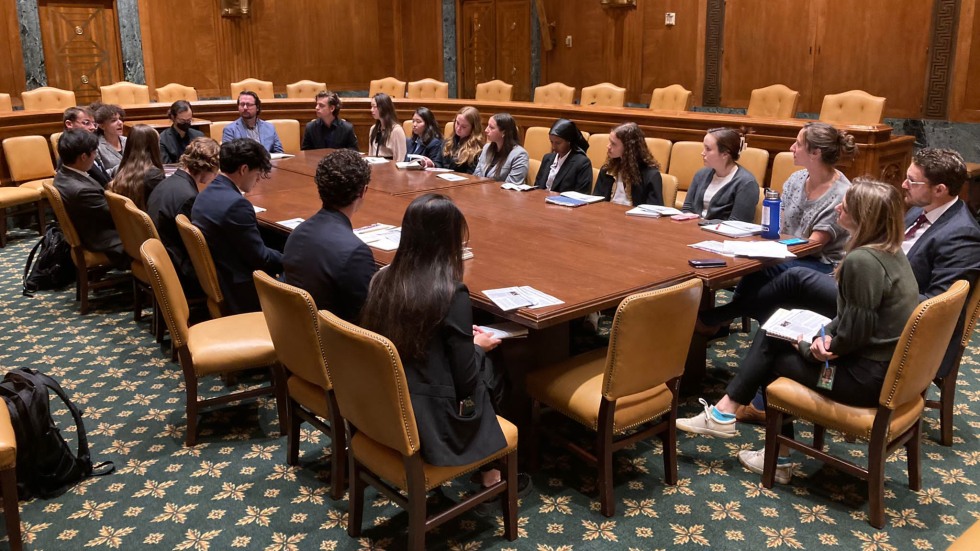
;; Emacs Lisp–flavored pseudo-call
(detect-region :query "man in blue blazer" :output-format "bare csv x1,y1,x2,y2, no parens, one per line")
282,149,376,322
222,91,284,154
191,138,282,314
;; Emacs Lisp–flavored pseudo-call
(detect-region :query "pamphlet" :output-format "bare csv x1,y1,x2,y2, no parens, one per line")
395,160,424,170
560,191,604,203
701,220,763,238
277,218,304,230
476,322,529,339
482,286,564,311
626,204,684,218
270,153,295,160
253,205,266,213
363,156,390,165
545,195,587,208
501,183,535,191
353,223,401,251
437,173,468,182
761,308,832,343
688,240,796,259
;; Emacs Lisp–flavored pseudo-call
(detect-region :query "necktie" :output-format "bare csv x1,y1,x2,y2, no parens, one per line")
904,213,929,239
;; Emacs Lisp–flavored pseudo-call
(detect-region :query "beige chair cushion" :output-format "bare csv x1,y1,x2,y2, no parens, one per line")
0,187,42,208
287,376,330,419
527,158,541,184
768,151,796,194
268,119,301,154
210,121,231,143
587,133,610,171
739,147,770,185
533,82,575,105
649,85,693,111
645,137,672,168
3,135,56,182
369,77,407,98
0,93,11,113
351,416,518,492
156,83,198,103
100,81,150,105
523,126,551,161
819,90,886,125
0,404,15,469
581,83,626,108
407,79,449,99
747,84,800,119
21,87,76,111
475,80,513,102
186,312,277,375
286,80,326,99
231,78,274,100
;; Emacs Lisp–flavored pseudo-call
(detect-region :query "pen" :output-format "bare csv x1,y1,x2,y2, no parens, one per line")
819,325,829,369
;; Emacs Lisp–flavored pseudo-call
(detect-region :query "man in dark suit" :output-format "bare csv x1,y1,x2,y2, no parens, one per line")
62,106,112,187
191,138,282,314
300,91,359,151
53,129,127,267
282,149,376,321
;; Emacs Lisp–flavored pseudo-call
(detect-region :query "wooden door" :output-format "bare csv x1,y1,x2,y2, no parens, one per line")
37,0,123,106
495,0,531,101
458,0,531,101
459,0,496,100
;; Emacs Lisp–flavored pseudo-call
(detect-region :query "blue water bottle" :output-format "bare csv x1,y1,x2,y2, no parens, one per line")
761,189,781,239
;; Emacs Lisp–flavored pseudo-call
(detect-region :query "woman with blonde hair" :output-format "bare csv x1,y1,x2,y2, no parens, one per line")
440,106,484,173
677,178,918,484
593,122,662,205
110,124,165,210
367,92,406,161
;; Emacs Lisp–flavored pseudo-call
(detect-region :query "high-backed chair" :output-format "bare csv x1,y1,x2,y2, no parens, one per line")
0,185,41,247
443,120,454,140
1,135,50,244
580,82,626,108
41,181,125,314
401,120,414,141
768,151,796,194
368,77,406,98
140,238,285,447
475,79,513,102
761,281,970,529
21,86,76,111
819,90,886,125
104,191,161,338
155,83,198,103
406,78,449,99
318,310,518,550
926,281,980,446
0,93,11,113
587,133,610,172
268,119,301,154
49,132,62,162
253,272,346,500
527,158,541,186
665,141,704,209
174,214,227,319
231,78,274,100
210,121,231,143
526,279,702,517
738,147,770,186
747,84,800,119
533,82,575,105
649,85,693,111
0,404,21,551
661,174,678,209
523,126,551,161
591,167,600,188
949,520,980,550
645,137,672,168
100,81,150,105
285,80,326,99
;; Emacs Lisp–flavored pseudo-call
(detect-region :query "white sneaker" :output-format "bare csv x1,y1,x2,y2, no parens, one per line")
676,398,737,438
738,448,792,484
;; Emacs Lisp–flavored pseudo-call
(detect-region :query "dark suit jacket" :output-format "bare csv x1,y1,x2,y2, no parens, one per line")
301,118,359,151
534,150,593,193
146,169,199,285
593,163,664,206
159,127,205,164
53,167,126,266
406,135,444,166
404,283,507,466
190,174,283,314
282,208,377,322
682,166,759,222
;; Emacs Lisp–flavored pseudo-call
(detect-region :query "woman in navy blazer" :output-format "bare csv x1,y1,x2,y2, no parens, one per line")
405,107,444,167
533,119,593,193
593,122,663,206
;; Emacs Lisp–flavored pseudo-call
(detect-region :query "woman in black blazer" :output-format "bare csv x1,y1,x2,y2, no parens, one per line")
405,107,444,168
534,119,593,193
360,194,507,471
593,122,663,206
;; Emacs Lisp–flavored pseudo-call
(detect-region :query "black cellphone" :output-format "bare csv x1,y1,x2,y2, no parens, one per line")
688,258,727,268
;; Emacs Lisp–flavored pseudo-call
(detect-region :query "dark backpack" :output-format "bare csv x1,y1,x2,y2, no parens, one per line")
22,223,75,297
0,368,114,499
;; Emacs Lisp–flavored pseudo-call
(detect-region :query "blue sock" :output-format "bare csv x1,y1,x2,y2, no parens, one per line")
776,456,791,466
710,406,735,422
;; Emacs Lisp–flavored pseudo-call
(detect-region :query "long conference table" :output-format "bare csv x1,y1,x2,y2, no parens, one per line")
251,150,820,388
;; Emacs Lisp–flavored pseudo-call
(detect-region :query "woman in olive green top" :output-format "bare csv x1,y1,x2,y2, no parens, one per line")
676,178,918,483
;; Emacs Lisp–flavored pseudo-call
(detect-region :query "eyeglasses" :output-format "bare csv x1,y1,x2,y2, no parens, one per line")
904,176,930,186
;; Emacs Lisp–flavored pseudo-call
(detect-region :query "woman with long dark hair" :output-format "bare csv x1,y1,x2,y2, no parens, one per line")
405,106,444,167
109,124,165,211
367,92,406,161
593,122,663,205
440,106,484,174
474,113,529,184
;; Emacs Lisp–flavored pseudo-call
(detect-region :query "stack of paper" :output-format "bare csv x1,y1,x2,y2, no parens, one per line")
476,322,529,339
701,220,763,238
437,173,468,182
501,183,535,191
688,240,795,259
363,157,390,165
482,286,564,311
560,191,604,203
354,223,401,251
395,161,424,170
626,204,684,218
277,218,304,230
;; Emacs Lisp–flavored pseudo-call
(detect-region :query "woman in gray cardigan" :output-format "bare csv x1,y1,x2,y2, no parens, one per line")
474,113,529,185
682,127,759,222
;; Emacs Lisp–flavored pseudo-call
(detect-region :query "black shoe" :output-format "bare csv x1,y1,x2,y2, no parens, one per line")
473,473,533,517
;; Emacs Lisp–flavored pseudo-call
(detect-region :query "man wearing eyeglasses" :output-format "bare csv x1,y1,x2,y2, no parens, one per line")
222,91,284,154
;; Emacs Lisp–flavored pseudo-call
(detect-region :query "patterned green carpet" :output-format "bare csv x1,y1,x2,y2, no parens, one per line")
1,231,978,550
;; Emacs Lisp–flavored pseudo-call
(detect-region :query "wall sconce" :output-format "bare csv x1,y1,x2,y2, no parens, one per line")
221,0,251,17
600,0,637,8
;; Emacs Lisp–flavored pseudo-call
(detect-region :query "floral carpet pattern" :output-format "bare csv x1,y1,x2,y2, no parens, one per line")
0,232,977,550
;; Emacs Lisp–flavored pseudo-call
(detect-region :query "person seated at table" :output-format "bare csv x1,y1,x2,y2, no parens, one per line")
93,102,127,176
405,107,444,168
533,118,592,194
191,138,282,314
360,193,507,476
62,106,111,187
440,106,484,174
222,91,284,154
109,124,166,211
677,179,918,484
367,92,406,161
159,100,204,164
301,90,359,151
681,127,759,222
474,113,529,184
283,149,377,321
593,122,663,205
697,122,855,334
147,137,220,290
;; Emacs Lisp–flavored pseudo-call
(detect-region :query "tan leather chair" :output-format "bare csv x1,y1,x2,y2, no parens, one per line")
231,78,274,100
406,78,449,99
587,133,610,173
0,93,11,113
581,82,626,108
155,83,198,103
318,310,518,550
738,147,770,186
645,137,672,168
368,77,407,98
140,238,285,447
926,281,980,446
768,151,796,194
210,121,231,143
649,85,693,111
100,81,150,105
21,86,76,111
0,405,21,551
665,141,704,209
1,135,51,245
268,119,301,154
253,272,347,500
0,184,42,247
949,520,980,550
591,167,600,188
475,79,513,102
747,84,799,119
581,131,590,142
661,174,678,209
49,132,62,162
401,120,413,141
285,80,326,99
105,191,160,331
41,181,126,314
762,281,970,529
175,214,229,319
533,82,575,105
526,279,702,517
443,120,454,140
523,126,551,161
527,158,541,186
819,90,886,125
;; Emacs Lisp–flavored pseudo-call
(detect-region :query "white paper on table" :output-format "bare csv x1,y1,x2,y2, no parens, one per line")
353,223,401,251
482,288,534,311
501,182,534,191
723,240,796,259
253,205,267,213
560,191,604,203
363,156,390,165
270,153,294,160
425,167,452,173
689,240,735,257
277,218,304,229
438,173,468,182
476,322,529,339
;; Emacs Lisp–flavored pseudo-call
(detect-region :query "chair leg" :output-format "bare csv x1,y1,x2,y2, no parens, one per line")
1,467,21,551
132,278,143,322
939,374,957,446
271,364,289,437
0,209,7,248
347,460,365,537
501,451,518,541
662,414,678,485
407,477,427,551
907,422,922,491
597,403,615,517
868,435,887,529
762,409,784,488
35,199,45,236
328,393,347,501
286,401,301,467
184,375,199,447
529,400,541,472
813,425,826,451
79,267,91,315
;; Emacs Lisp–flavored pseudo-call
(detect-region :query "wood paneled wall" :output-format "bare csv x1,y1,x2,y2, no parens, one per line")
0,0,26,107
952,0,980,121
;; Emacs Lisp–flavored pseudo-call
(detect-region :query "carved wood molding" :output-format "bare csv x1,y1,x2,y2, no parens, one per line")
703,0,724,107
924,0,959,119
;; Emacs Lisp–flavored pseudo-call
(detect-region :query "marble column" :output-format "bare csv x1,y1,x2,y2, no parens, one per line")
16,0,46,89
442,0,457,98
117,0,145,84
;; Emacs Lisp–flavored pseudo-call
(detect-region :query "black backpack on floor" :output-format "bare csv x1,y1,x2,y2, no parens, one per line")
0,368,114,499
22,223,75,297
